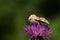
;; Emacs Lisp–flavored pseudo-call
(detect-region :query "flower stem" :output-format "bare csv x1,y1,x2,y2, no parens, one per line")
30,36,44,40
37,36,44,40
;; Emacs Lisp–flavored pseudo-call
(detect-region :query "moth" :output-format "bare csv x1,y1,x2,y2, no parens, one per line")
28,14,49,24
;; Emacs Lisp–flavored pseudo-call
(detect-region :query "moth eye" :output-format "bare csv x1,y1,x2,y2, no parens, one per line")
29,19,31,20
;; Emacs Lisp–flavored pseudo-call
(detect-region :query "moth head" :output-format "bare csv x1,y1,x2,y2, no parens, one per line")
28,14,40,23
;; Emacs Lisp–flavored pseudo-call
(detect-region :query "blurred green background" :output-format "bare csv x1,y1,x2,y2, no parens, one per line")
0,0,60,40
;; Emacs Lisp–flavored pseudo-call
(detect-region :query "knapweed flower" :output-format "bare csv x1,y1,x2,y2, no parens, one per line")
24,14,52,40
25,23,51,37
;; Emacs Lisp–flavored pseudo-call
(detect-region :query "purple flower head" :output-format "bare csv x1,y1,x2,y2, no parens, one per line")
24,14,52,40
24,23,52,37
